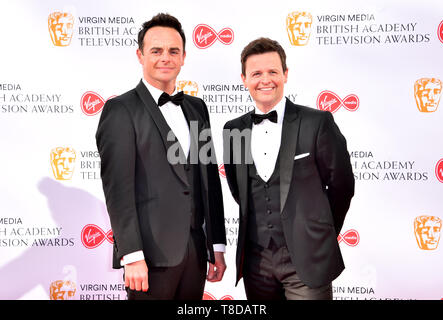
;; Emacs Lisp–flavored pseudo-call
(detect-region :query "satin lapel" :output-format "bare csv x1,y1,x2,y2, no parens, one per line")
181,98,210,214
135,81,189,187
237,112,253,218
180,98,200,166
279,99,300,213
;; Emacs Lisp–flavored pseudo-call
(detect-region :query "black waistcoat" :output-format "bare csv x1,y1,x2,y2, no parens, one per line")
247,156,286,248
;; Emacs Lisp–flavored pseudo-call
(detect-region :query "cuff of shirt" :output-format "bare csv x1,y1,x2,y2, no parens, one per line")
213,244,225,253
120,250,145,266
121,244,225,266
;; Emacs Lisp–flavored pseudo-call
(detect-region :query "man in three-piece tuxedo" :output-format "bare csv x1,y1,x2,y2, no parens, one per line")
96,13,226,300
223,38,355,300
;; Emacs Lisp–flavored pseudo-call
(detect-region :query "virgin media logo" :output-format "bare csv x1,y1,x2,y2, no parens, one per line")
436,159,443,183
317,90,359,113
203,291,234,300
80,91,115,116
218,164,226,178
81,224,113,249
338,229,360,246
193,24,234,49
438,21,443,44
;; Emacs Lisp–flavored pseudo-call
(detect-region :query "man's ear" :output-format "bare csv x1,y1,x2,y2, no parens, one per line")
241,73,247,86
182,50,186,66
136,48,143,64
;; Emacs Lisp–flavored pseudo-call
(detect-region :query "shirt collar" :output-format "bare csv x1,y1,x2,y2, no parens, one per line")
254,96,286,125
141,78,177,105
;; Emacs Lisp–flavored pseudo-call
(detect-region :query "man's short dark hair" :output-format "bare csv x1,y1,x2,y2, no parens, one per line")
138,13,186,52
240,37,287,76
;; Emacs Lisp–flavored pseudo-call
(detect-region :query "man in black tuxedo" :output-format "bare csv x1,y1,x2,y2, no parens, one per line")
223,38,354,300
96,13,226,300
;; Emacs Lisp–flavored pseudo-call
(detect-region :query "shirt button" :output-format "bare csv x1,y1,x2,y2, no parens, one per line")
267,223,273,229
267,209,272,214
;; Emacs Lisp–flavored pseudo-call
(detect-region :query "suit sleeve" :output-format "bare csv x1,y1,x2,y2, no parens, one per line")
96,99,144,262
315,111,355,235
200,101,226,246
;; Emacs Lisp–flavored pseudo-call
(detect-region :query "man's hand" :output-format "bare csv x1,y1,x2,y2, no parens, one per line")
124,260,149,292
206,252,226,282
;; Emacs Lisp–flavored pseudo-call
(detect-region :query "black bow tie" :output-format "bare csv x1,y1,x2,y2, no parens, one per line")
158,91,184,106
251,110,278,124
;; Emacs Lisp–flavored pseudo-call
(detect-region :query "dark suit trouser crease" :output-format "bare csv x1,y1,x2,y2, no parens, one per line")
243,240,332,300
126,228,207,300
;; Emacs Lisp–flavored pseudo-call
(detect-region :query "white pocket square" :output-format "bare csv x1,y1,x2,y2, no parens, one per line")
294,153,310,160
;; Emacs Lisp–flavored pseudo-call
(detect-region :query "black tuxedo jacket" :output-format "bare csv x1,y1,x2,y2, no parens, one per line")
223,98,354,288
96,80,226,269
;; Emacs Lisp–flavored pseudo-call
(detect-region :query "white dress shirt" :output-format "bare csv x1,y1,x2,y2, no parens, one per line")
143,79,190,159
121,79,224,266
251,98,286,182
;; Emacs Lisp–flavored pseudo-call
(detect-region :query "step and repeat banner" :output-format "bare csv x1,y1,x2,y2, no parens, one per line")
0,0,442,300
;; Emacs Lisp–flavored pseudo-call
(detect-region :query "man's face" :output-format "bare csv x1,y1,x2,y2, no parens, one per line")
137,26,185,92
415,80,442,112
241,52,288,112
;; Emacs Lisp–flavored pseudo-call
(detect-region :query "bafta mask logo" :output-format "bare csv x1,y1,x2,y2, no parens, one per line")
48,12,74,47
50,280,76,300
177,80,199,96
414,215,442,250
414,78,442,113
50,147,76,180
286,12,313,46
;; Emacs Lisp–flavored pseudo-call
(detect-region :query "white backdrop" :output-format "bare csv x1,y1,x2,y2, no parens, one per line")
0,0,442,300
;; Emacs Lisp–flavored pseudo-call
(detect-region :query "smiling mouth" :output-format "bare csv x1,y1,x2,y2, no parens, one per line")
257,87,275,92
156,68,176,74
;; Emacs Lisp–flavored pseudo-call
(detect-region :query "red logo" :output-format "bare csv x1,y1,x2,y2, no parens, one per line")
436,159,443,183
193,24,234,49
203,292,234,300
218,164,226,178
80,91,115,116
438,21,443,44
338,229,360,247
81,224,113,249
317,90,359,113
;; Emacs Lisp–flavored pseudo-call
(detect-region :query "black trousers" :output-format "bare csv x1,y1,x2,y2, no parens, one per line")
243,240,332,300
126,228,207,300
